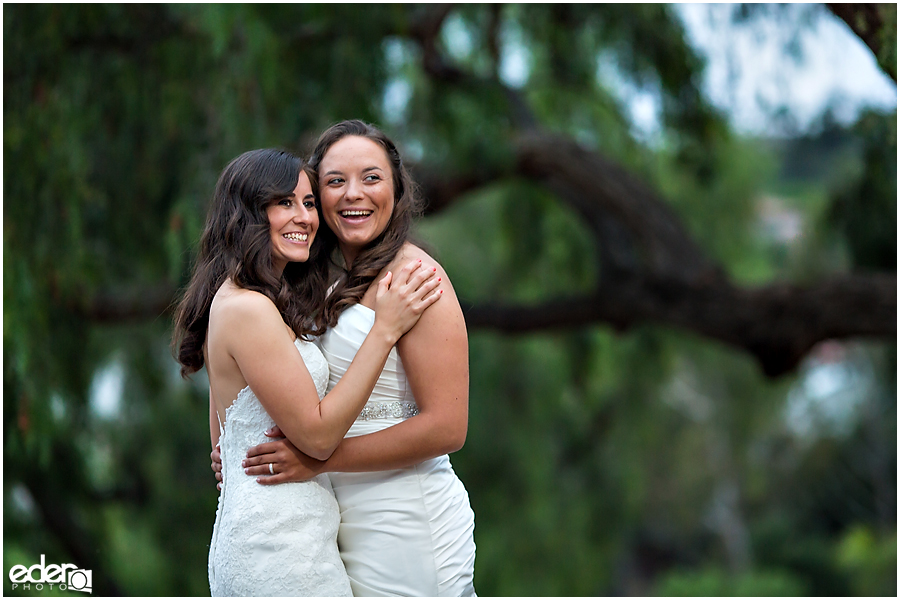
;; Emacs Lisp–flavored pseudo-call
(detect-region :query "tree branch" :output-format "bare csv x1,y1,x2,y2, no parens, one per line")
487,4,503,78
409,4,539,131
462,272,896,377
408,4,458,80
405,20,896,377
412,166,500,216
514,131,723,282
827,3,897,82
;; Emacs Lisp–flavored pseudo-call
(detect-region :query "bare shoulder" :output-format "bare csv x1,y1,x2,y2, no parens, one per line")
397,242,465,326
213,281,274,313
210,281,283,331
362,242,459,310
394,242,435,265
393,242,452,282
395,241,468,356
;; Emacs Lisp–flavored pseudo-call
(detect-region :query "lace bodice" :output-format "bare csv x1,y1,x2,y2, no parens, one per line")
222,338,329,440
208,339,351,597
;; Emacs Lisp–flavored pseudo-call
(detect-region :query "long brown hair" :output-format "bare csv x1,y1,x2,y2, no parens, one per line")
308,120,424,330
172,148,329,377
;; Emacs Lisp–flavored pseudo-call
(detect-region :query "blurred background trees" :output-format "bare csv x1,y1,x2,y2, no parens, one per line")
4,3,895,596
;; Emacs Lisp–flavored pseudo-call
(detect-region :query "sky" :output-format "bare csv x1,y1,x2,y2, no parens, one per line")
491,3,897,141
390,5,896,140
672,3,896,136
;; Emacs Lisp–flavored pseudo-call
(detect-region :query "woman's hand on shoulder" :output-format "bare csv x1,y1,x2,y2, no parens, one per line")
391,243,458,313
371,257,442,344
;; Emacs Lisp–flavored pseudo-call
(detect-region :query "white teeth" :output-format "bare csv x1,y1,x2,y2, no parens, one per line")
283,233,308,242
341,210,372,217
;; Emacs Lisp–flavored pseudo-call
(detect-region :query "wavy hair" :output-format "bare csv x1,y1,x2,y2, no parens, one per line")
307,120,424,330
172,148,329,377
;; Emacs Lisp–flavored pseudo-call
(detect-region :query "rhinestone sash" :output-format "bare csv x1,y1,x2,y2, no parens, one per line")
356,400,419,421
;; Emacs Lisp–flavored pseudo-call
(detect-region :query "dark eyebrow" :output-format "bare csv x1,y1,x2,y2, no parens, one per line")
322,167,384,177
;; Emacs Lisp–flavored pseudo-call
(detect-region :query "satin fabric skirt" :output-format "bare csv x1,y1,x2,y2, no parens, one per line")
318,304,476,596
329,419,477,597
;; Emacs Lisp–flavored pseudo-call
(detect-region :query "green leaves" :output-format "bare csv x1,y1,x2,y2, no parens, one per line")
4,4,895,596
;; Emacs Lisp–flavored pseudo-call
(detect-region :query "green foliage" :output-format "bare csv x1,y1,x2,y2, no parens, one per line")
655,566,809,596
828,110,898,271
416,179,597,304
656,136,781,284
4,3,895,596
835,525,898,597
873,4,898,82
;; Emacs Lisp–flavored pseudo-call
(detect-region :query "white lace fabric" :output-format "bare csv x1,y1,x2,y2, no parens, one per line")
208,339,352,597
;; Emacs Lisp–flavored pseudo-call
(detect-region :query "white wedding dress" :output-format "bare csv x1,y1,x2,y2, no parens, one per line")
318,304,477,597
208,339,353,597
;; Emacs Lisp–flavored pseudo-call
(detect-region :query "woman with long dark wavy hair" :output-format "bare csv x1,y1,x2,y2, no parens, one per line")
232,121,478,596
173,147,441,596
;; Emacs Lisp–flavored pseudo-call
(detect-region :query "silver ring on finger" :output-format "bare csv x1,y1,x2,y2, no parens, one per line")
268,463,274,475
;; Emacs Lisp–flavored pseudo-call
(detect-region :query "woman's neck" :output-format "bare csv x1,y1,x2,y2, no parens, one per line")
339,246,358,270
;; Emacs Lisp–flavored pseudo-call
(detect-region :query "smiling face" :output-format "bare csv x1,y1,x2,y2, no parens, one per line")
318,135,395,266
266,170,318,275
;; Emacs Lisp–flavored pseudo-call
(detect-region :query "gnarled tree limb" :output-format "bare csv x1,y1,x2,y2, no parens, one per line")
462,272,895,378
407,5,896,377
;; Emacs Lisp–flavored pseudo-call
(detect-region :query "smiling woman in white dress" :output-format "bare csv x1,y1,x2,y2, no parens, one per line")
232,121,478,596
172,148,442,596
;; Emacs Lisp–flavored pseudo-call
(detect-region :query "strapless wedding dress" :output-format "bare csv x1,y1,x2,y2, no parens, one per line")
208,339,352,597
318,304,477,597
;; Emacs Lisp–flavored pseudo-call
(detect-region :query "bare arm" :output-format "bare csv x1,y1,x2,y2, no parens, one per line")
228,263,439,461
324,262,468,469
244,253,468,482
209,391,220,450
210,392,223,491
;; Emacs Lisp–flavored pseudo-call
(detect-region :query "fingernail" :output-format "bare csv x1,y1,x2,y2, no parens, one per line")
433,267,437,272
438,277,441,282
241,460,246,467
244,469,250,474
440,290,443,294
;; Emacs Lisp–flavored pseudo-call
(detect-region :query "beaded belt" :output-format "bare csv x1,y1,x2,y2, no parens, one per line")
356,401,419,421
